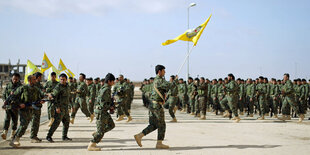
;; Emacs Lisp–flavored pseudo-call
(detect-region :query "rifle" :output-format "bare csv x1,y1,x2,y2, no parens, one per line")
2,87,19,110
24,99,51,110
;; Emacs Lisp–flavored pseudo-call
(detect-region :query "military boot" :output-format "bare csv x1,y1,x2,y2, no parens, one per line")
116,115,125,121
173,107,178,114
258,115,265,120
126,116,132,122
87,142,101,151
48,117,55,127
170,118,177,122
223,110,230,117
199,115,206,120
190,112,195,115
278,115,288,121
1,130,8,140
234,117,241,123
273,114,278,118
298,114,305,123
10,130,16,139
70,118,75,124
10,136,20,147
249,114,254,117
90,114,95,123
134,132,144,147
156,140,169,149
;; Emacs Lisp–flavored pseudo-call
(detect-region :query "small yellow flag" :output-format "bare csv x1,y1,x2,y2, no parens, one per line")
24,60,41,84
48,66,60,81
65,69,75,78
41,52,53,73
58,59,67,72
162,14,212,46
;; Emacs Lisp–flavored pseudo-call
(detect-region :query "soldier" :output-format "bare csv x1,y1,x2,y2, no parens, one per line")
165,75,178,122
9,75,45,147
256,76,267,120
206,79,212,112
178,79,188,112
44,72,59,127
68,77,77,114
140,79,148,107
187,77,195,115
1,73,22,140
217,78,226,116
193,78,200,117
237,79,245,115
30,72,44,143
197,77,208,120
270,78,280,118
46,73,72,142
113,75,132,122
245,78,255,117
296,79,307,120
210,79,222,115
86,77,96,122
70,73,92,124
223,74,240,122
134,65,171,149
278,73,305,122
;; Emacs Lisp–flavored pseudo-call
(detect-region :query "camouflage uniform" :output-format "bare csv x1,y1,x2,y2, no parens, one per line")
178,82,187,110
113,81,130,117
281,80,300,115
165,79,178,119
47,83,71,138
245,83,255,115
71,81,91,118
44,80,59,120
2,81,22,131
270,83,280,116
91,84,115,143
224,80,239,117
256,83,268,116
30,82,44,139
197,82,208,116
87,83,96,115
187,82,196,113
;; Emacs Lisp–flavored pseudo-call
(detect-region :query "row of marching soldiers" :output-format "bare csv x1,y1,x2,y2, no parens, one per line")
1,72,134,148
141,73,308,123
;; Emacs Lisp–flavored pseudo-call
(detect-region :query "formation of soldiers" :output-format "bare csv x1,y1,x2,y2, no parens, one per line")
1,72,135,150
141,73,309,123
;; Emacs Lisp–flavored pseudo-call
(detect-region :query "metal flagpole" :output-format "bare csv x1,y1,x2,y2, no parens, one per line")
177,45,195,75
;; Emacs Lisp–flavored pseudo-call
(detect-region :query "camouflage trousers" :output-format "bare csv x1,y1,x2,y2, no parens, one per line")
212,97,223,113
165,96,178,119
15,108,33,138
298,99,307,114
270,98,279,115
282,96,300,115
258,96,267,116
227,95,239,117
47,101,55,120
91,111,115,143
245,96,254,114
198,96,207,115
195,96,200,114
71,97,91,118
220,97,229,111
117,101,130,117
30,108,41,138
87,97,95,115
47,106,70,138
3,109,19,131
238,97,245,113
189,98,196,113
142,102,166,140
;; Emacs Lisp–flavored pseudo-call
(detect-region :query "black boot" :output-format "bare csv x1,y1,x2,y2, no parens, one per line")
62,136,72,141
46,136,54,143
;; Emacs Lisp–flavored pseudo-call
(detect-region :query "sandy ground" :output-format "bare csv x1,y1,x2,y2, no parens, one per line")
0,98,310,155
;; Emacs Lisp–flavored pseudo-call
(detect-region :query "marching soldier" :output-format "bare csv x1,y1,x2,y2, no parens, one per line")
245,78,255,117
178,79,187,112
1,73,22,140
165,75,178,122
86,77,96,122
46,73,72,142
197,77,208,120
87,73,116,151
256,76,268,120
187,77,195,115
43,72,59,127
223,74,240,123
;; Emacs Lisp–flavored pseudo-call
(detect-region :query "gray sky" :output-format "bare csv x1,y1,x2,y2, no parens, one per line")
1,0,310,81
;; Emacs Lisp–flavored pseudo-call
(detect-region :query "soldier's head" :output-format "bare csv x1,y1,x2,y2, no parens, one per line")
178,78,183,84
259,76,264,83
51,72,57,81
224,77,229,84
69,77,73,83
302,79,307,84
73,78,77,83
94,77,100,84
212,79,217,85
283,73,290,82
105,73,115,86
34,72,43,82
119,74,124,82
228,73,235,81
86,77,93,85
188,77,193,84
297,78,301,85
264,78,268,83
155,65,166,77
277,80,281,84
12,73,20,84
200,77,205,83
170,75,175,82
237,78,241,84
79,73,86,82
247,78,252,84
100,78,105,86
271,78,276,84
150,77,154,83
59,73,67,85
218,78,223,84
28,75,36,86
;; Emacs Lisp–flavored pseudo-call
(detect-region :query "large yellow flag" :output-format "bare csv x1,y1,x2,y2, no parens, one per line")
58,59,67,72
65,69,75,78
48,66,60,81
162,14,212,46
24,60,41,84
41,52,53,73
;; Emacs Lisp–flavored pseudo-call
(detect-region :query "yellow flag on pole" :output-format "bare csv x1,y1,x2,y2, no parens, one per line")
162,14,212,46
58,59,67,72
24,60,41,84
41,52,53,73
48,66,60,81
65,69,75,78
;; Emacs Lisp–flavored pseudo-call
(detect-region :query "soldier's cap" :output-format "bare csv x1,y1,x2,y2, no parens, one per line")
33,72,43,78
188,77,193,80
100,78,105,82
69,77,73,80
302,79,306,82
259,76,264,79
51,72,56,76
86,77,93,81
284,73,290,78
218,78,223,81
150,77,154,80
200,77,205,80
170,75,175,78
228,73,234,77
297,78,301,82
194,78,199,81
119,74,124,77
237,78,241,81
95,77,100,80
105,73,115,82
271,78,276,81
144,79,147,81
179,78,183,81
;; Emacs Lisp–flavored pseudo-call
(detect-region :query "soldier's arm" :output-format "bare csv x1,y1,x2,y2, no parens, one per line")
98,89,111,110
2,84,8,100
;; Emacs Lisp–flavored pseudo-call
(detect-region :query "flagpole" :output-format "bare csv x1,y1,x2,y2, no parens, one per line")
177,45,195,75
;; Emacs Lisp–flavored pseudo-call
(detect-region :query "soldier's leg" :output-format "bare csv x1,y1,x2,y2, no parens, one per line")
87,98,95,115
47,111,63,137
220,98,229,111
299,100,307,114
259,97,266,116
195,98,200,115
281,98,290,115
30,109,41,139
168,97,176,119
62,108,70,138
103,114,115,133
287,97,299,115
157,107,166,140
91,116,104,143
200,97,207,116
117,102,125,116
80,98,91,117
271,99,278,116
142,109,158,136
248,98,254,115
71,98,80,119
190,99,195,113
3,109,12,131
228,97,239,117
15,109,32,138
122,100,130,117
11,109,19,131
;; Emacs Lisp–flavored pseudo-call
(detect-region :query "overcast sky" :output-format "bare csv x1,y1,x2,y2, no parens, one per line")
1,0,309,81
